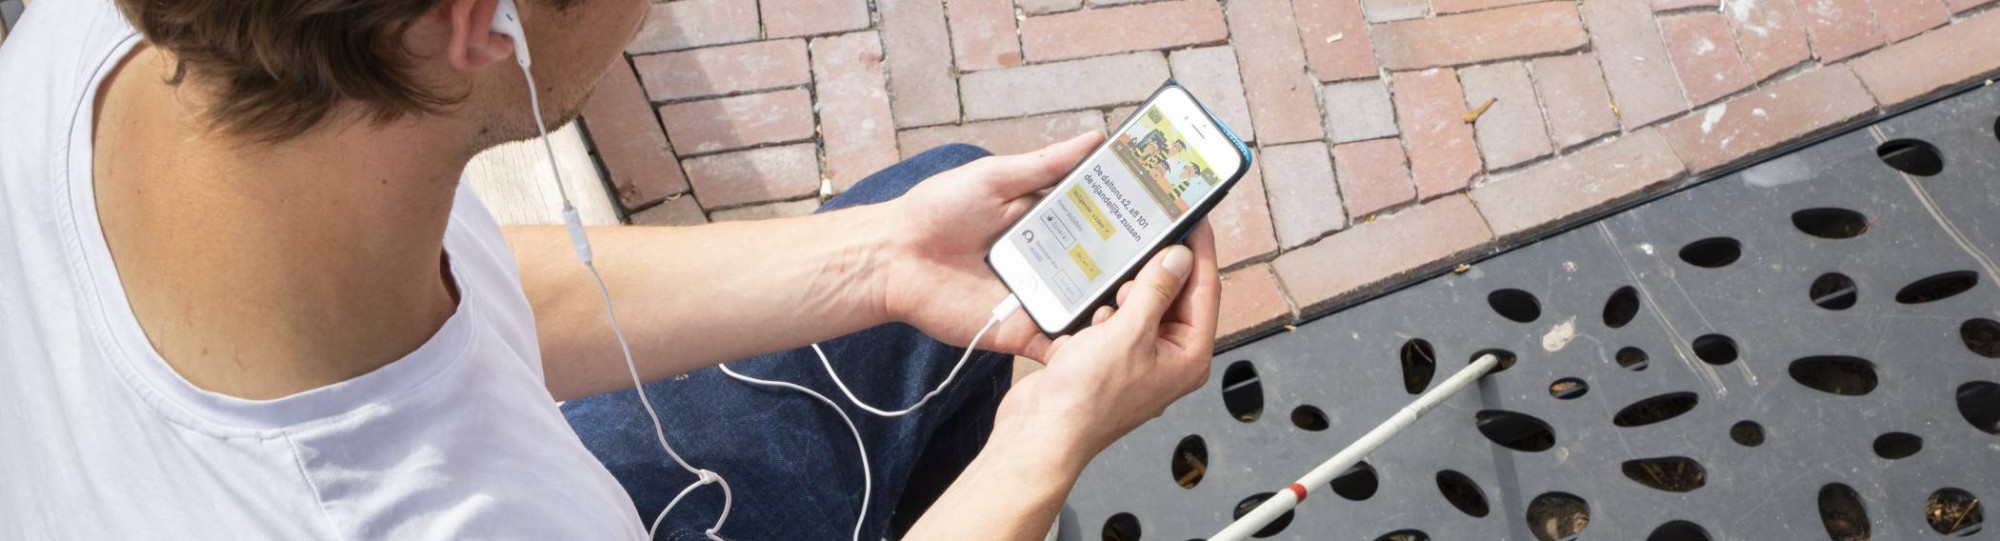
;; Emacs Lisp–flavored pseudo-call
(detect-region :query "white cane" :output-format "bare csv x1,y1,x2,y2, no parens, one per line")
1209,353,1501,541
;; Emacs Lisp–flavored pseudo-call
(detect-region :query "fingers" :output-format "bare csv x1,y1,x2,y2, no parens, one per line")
994,312,1054,361
1109,245,1195,333
975,132,1105,199
1162,223,1221,347
1092,305,1115,326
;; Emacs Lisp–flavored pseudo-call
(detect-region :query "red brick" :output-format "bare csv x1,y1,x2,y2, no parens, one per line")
633,40,810,102
683,143,822,209
657,89,817,154
582,60,689,210
1661,66,1878,172
627,0,760,55
1531,53,1619,151
1169,46,1258,143
959,53,1169,120
1470,130,1685,239
1361,0,1428,22
1019,0,1083,15
1259,142,1347,249
813,32,902,193
1866,0,1949,43
629,196,708,226
1795,0,1886,62
1217,265,1294,344
878,0,961,128
1227,0,1326,145
1435,0,1544,14
1273,195,1494,314
1660,13,1757,107
1581,0,1691,128
1021,1,1228,63
761,0,869,38
1333,138,1416,218
1726,0,1813,82
1652,0,1718,10
1208,161,1279,270
1851,9,2000,107
896,111,1108,159
1321,79,1399,144
1459,62,1551,170
1392,68,1483,199
709,199,823,222
947,0,1023,71
1946,0,1997,13
1374,3,1589,71
1294,0,1378,83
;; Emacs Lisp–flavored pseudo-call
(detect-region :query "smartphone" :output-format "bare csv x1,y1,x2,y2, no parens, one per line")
986,81,1254,336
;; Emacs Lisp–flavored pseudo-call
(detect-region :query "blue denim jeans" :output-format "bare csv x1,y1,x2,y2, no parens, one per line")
562,144,1013,540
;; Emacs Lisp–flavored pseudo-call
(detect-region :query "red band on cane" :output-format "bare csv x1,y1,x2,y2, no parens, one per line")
1286,483,1308,502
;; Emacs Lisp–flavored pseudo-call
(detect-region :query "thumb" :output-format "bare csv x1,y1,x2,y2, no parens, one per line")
1111,245,1194,330
980,132,1104,198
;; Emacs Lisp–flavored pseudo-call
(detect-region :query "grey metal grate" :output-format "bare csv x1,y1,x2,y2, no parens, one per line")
1063,84,2000,540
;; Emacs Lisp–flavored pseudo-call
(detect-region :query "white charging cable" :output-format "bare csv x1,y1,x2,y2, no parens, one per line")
714,294,1020,541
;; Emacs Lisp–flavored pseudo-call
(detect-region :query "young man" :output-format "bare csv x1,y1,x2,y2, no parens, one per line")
0,0,1220,539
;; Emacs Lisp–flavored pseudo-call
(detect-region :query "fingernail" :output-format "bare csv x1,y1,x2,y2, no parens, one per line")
1162,246,1193,280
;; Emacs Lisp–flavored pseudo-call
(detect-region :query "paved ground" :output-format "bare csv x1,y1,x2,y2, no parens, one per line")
583,0,2000,344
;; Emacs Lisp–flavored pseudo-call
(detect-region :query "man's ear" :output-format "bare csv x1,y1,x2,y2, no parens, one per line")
441,0,513,72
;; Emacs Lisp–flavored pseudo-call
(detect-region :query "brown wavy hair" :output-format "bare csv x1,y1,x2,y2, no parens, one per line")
114,0,455,142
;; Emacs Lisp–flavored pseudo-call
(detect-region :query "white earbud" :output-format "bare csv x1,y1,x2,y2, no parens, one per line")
489,0,532,67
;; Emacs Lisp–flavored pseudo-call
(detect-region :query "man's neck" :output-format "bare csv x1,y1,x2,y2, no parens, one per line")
92,46,479,400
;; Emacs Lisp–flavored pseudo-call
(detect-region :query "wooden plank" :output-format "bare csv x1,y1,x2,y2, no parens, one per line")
464,122,621,226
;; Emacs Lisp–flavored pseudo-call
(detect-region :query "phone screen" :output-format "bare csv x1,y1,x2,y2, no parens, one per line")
1004,101,1231,312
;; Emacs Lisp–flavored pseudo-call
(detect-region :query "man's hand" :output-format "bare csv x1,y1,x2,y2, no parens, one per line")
877,132,1106,360
904,224,1221,540
999,224,1221,464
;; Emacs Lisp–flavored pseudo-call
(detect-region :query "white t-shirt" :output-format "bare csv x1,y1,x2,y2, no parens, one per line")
0,2,646,538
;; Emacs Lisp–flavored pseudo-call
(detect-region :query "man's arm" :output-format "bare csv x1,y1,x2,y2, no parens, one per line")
504,209,899,401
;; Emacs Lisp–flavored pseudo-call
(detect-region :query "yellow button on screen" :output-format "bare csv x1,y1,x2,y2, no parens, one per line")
1067,245,1101,281
1065,185,1117,240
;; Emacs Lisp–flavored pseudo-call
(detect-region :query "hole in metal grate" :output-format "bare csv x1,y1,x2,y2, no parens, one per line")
1171,435,1207,489
1102,512,1141,541
1232,493,1293,538
1622,456,1707,492
1549,377,1588,399
1645,520,1713,541
1872,432,1921,460
1476,410,1557,452
1291,405,1329,431
1372,530,1429,541
1789,356,1879,396
1330,461,1379,501
1470,348,1518,374
1878,139,1945,176
1810,273,1859,310
1792,208,1870,239
1692,334,1739,365
1220,361,1263,423
1678,238,1742,268
1964,319,2000,358
1818,483,1871,541
1401,339,1436,394
1435,470,1490,518
1489,289,1543,323
1926,487,1984,536
1604,286,1640,329
1616,346,1650,371
1526,492,1590,541
1896,270,1978,304
1730,420,1765,447
1957,381,2000,435
1615,392,1698,427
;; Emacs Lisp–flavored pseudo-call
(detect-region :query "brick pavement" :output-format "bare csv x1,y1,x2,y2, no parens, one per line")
582,0,2000,345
